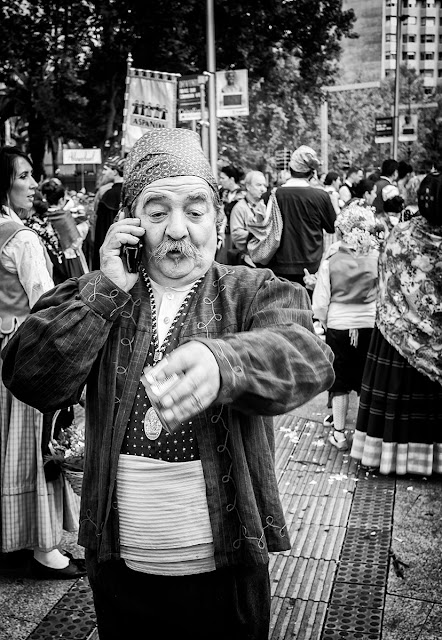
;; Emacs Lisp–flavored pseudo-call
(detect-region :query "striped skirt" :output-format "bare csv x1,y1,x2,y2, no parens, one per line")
1,331,80,553
351,327,442,476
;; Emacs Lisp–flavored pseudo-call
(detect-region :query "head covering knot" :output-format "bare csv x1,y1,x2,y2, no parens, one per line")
289,145,321,173
121,128,218,209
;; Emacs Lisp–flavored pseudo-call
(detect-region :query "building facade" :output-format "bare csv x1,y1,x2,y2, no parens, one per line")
340,0,442,92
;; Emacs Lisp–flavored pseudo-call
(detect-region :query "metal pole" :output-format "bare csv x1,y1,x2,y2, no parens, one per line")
320,98,328,174
199,78,209,158
206,0,218,180
392,1,403,159
121,53,133,156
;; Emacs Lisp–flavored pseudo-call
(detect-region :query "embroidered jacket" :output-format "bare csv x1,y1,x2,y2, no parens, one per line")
2,263,334,566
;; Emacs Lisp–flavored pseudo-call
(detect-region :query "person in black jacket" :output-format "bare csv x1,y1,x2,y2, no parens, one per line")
267,145,336,289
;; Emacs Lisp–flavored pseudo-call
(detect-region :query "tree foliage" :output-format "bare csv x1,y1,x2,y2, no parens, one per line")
1,0,357,176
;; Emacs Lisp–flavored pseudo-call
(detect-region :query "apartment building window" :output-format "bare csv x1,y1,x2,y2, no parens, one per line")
421,17,436,26
420,69,434,77
385,69,392,76
439,69,442,77
404,16,417,24
386,33,397,42
420,52,435,59
386,0,396,5
386,16,398,27
403,51,417,59
440,34,442,43
403,34,416,42
439,51,442,59
421,34,435,43
386,53,397,60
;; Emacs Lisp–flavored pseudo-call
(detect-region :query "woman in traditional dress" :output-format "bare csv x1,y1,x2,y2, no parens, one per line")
351,171,442,475
0,146,84,578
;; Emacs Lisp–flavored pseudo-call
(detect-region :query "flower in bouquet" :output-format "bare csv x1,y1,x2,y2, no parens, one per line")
46,419,85,472
336,201,379,254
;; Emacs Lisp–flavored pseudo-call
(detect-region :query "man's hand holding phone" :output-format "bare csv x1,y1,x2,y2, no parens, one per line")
99,214,145,292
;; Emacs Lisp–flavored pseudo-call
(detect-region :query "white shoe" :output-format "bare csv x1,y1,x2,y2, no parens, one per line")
328,429,348,451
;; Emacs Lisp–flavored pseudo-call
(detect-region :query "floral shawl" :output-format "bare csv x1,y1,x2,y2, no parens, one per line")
25,213,64,264
376,215,442,385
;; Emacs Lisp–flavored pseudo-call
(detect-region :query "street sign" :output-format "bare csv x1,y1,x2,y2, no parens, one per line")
375,117,393,144
62,148,102,164
178,75,207,121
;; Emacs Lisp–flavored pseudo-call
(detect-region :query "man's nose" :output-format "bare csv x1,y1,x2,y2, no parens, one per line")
165,210,189,239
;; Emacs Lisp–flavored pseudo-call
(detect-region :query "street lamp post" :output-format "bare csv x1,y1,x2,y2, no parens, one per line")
392,0,403,159
206,0,218,180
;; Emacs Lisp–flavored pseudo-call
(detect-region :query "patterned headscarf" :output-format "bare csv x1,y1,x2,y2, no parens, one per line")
289,145,321,173
121,129,218,209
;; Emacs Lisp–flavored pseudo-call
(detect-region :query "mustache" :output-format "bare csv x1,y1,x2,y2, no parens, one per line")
150,238,203,264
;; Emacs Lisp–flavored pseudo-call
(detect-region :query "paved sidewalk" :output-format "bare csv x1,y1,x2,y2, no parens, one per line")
1,391,441,639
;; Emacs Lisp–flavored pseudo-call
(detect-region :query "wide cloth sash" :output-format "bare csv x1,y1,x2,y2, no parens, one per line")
116,454,216,575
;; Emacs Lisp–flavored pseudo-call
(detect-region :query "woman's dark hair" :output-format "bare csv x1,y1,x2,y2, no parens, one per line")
354,178,375,199
41,179,66,206
220,165,243,184
398,160,413,181
384,195,404,214
0,146,33,207
324,171,340,186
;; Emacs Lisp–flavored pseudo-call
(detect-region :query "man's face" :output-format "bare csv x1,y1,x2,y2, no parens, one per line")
354,170,363,185
334,176,341,190
246,173,267,202
102,165,116,184
226,71,236,85
134,176,218,286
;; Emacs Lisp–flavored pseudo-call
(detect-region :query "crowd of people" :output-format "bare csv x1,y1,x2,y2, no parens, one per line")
0,133,440,638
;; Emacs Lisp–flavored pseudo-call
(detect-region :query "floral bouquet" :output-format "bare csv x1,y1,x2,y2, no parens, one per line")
44,409,85,494
336,201,381,254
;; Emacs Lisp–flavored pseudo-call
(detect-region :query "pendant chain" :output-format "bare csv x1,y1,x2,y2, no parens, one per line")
140,266,202,363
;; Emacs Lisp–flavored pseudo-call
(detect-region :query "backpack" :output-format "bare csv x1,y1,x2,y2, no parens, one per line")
417,172,442,226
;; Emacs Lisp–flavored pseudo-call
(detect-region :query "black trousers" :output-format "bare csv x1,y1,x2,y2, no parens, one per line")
86,551,271,640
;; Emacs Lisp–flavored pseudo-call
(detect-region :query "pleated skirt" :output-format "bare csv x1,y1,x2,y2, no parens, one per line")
351,327,442,476
0,331,80,553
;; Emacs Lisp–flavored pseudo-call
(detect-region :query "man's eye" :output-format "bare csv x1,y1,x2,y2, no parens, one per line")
187,209,205,217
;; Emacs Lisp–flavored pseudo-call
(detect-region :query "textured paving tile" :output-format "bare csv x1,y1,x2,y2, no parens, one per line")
383,594,433,640
0,615,36,640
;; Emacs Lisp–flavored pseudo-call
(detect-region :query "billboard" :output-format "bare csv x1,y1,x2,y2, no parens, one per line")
62,148,102,165
399,113,418,142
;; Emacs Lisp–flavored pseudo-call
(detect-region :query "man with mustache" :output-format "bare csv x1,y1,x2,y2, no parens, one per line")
2,129,334,640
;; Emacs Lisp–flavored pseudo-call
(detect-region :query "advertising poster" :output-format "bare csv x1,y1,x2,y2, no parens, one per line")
216,69,249,118
399,113,418,142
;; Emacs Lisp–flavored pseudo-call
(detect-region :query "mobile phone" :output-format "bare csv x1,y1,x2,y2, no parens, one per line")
119,207,143,273
121,242,143,273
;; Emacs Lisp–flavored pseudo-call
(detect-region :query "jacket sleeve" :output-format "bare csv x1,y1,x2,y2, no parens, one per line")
1,272,132,412
193,277,335,416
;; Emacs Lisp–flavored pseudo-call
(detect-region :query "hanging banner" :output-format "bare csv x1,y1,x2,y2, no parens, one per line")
122,63,180,153
216,69,249,118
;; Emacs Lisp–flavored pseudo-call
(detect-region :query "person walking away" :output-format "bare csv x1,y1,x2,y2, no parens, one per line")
230,170,267,266
2,129,335,639
0,146,84,579
312,201,379,451
266,145,336,289
350,170,442,475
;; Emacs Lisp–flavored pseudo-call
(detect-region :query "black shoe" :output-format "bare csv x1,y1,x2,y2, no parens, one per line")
31,557,87,580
